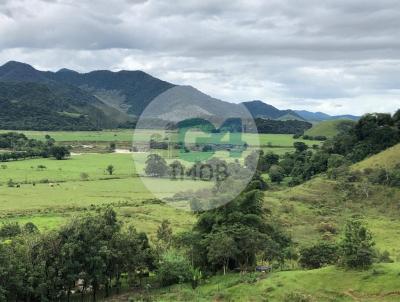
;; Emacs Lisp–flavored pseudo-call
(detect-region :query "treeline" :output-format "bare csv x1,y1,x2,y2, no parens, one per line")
250,110,400,186
0,132,70,161
254,118,312,134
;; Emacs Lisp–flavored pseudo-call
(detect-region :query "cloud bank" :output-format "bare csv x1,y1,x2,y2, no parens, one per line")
1,0,399,115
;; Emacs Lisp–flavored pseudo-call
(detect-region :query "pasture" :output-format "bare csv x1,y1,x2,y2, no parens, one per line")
0,129,322,236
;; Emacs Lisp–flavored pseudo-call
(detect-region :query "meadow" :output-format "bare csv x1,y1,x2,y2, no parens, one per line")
0,130,321,237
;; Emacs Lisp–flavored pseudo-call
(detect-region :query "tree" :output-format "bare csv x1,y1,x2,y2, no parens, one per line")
109,142,116,152
23,222,39,234
50,146,70,160
261,152,280,172
269,165,285,183
145,154,168,177
188,190,292,274
294,142,308,153
156,219,173,251
106,164,114,175
299,242,339,269
339,220,375,269
168,160,185,180
206,231,237,275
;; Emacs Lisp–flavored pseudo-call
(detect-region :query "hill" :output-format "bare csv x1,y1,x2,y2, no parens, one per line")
352,143,400,170
0,61,365,130
0,62,129,129
0,82,117,130
50,67,175,116
111,263,400,301
242,100,305,120
305,119,355,137
138,85,245,122
295,110,359,122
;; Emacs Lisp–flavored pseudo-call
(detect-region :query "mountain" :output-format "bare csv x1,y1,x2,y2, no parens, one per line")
50,68,175,116
138,85,246,122
0,82,105,130
0,61,129,129
295,110,359,122
242,100,305,121
0,61,359,131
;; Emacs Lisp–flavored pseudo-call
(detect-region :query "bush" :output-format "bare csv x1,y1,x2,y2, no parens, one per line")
80,172,89,180
339,220,375,270
0,222,22,238
299,242,339,269
157,249,193,286
269,165,285,183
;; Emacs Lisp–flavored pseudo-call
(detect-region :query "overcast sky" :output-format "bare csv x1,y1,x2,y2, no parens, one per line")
0,0,399,115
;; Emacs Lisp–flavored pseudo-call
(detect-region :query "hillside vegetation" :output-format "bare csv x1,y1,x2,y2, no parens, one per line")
109,263,400,302
352,143,400,170
305,119,355,137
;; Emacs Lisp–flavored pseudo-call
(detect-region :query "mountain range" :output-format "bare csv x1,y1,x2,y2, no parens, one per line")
0,61,359,130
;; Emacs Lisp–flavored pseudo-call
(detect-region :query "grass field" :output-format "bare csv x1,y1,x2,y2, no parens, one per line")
0,129,320,147
305,119,355,138
352,143,400,170
111,263,400,301
0,129,321,235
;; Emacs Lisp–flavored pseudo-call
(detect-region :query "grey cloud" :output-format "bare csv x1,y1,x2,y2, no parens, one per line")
0,0,399,115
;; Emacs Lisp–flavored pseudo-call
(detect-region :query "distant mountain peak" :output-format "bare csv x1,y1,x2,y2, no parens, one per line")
0,60,47,82
242,100,304,121
57,68,78,74
295,110,359,122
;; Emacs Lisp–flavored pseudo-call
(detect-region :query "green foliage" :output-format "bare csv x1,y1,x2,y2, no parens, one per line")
325,113,400,162
49,145,70,160
106,164,115,175
0,209,154,301
183,190,292,274
145,154,168,177
269,164,285,183
254,118,312,134
156,219,173,252
294,142,308,153
0,222,21,238
23,222,39,234
339,219,375,270
0,82,110,130
299,242,339,269
157,249,193,286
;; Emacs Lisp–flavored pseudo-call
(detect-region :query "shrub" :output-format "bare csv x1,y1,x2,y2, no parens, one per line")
80,172,89,181
299,242,339,269
339,220,375,270
0,222,22,238
157,249,193,286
